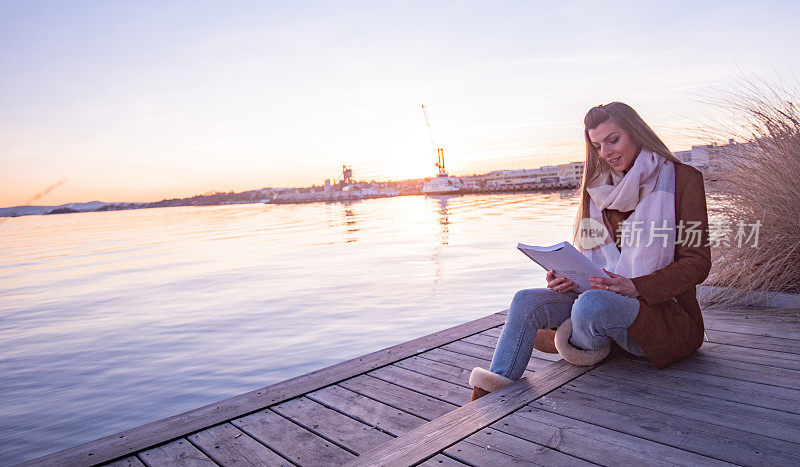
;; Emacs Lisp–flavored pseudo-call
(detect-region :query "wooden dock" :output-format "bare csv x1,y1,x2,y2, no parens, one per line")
25,302,800,466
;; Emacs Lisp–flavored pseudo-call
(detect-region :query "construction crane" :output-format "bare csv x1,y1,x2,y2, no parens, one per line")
421,104,447,175
341,165,353,184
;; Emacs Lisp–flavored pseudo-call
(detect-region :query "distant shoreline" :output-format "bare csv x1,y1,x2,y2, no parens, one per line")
1,185,584,218
1,176,722,219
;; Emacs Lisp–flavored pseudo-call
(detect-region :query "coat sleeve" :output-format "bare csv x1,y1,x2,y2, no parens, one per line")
630,167,712,306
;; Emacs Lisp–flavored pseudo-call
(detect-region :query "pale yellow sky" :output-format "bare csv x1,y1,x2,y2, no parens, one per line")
2,1,799,207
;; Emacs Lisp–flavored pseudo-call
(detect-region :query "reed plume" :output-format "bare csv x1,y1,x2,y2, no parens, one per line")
696,72,800,305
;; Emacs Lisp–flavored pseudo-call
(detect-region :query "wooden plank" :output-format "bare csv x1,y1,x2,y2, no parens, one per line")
440,340,503,361
343,359,597,467
460,333,499,348
566,371,800,444
702,304,800,318
631,351,800,390
704,320,800,341
105,456,146,467
441,340,555,370
445,427,593,466
417,453,469,466
444,436,544,465
702,314,800,340
393,355,472,388
306,384,427,436
694,343,800,371
393,354,535,389
461,333,562,362
418,347,496,371
188,423,288,466
137,439,215,467
439,339,497,360
495,406,728,466
698,287,800,309
703,302,798,311
270,396,394,454
703,316,800,339
25,310,507,466
338,374,458,421
232,409,356,466
535,386,800,465
416,347,546,374
600,357,800,415
367,365,472,406
704,327,800,354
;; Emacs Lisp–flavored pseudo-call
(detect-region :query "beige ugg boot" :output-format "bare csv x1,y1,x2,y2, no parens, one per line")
468,367,513,402
533,328,558,354
554,318,611,366
470,386,490,401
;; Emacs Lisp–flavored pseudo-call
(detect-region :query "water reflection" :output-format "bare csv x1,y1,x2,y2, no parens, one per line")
342,201,359,243
428,195,454,290
433,195,452,246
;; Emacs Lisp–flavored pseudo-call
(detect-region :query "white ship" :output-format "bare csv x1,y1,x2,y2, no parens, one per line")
422,148,466,195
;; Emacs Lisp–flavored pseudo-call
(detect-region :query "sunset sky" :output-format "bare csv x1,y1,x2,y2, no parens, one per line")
2,0,799,207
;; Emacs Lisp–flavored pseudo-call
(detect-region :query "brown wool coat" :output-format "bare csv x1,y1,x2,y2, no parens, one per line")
602,163,711,369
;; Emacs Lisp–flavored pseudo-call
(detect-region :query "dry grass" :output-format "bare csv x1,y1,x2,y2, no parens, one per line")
695,73,800,304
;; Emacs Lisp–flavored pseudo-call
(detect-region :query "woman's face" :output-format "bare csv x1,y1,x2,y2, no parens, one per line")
587,119,641,172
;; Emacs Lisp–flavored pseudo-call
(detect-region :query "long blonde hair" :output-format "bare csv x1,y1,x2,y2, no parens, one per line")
573,102,684,245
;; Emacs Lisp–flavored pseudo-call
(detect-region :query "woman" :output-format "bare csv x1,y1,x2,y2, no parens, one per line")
468,102,711,402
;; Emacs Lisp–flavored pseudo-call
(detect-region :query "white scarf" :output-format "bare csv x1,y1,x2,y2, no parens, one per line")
577,148,676,278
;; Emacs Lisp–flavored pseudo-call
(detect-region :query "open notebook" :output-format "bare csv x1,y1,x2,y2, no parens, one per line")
517,241,610,293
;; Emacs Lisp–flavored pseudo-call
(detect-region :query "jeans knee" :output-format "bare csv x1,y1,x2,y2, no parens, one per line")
571,289,613,328
509,288,555,328
512,288,552,303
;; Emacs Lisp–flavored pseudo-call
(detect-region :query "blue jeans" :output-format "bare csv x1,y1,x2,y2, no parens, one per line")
489,288,647,380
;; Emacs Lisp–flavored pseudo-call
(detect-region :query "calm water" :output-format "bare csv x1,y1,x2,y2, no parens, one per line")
1,192,589,463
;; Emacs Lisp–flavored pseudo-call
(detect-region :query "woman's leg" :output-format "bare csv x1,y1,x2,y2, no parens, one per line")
489,288,578,380
568,289,647,357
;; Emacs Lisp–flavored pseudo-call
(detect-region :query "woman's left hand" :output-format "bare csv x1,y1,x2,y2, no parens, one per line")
590,268,641,298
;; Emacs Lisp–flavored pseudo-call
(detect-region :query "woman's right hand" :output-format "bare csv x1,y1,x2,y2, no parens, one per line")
546,269,577,294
